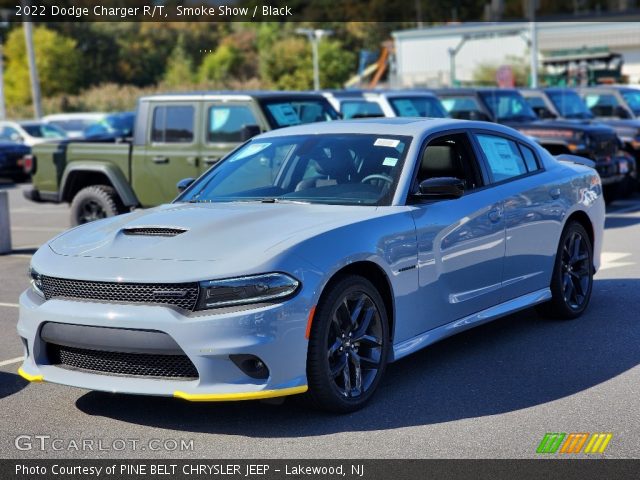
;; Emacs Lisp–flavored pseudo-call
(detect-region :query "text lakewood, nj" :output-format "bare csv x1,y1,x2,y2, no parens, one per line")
15,4,294,20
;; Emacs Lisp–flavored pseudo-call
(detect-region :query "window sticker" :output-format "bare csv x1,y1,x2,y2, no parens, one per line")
382,157,398,167
374,138,400,148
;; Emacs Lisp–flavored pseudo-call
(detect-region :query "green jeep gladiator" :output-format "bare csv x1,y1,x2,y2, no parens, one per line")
25,92,339,225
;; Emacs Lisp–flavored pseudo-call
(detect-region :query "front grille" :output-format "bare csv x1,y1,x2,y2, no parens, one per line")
40,276,199,311
122,227,187,237
47,343,198,380
590,133,617,158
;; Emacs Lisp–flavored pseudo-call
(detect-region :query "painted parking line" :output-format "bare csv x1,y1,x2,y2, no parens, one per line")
0,302,19,308
600,252,634,271
0,357,24,367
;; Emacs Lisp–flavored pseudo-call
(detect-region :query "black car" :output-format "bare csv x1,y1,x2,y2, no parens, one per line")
435,88,627,200
0,141,31,182
521,87,637,197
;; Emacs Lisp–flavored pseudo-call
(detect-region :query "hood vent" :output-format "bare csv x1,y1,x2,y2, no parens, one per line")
122,227,188,237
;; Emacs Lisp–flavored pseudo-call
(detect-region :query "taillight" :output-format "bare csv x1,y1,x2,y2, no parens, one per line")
22,154,34,174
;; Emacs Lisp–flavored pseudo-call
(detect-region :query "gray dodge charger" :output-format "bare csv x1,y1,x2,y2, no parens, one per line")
18,118,604,412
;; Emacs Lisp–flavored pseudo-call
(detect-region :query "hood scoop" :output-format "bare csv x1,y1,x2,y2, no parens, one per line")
121,227,188,237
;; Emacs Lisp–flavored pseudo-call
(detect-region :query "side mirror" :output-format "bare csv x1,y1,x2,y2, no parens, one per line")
615,105,631,119
177,178,195,193
414,177,465,199
240,124,261,142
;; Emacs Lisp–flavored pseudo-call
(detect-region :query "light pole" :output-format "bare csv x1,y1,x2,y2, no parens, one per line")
296,28,332,91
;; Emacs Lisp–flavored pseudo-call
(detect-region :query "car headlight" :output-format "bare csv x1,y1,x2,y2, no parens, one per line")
29,267,45,299
196,273,299,310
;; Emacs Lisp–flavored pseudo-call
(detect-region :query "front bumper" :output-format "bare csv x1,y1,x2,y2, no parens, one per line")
17,288,311,401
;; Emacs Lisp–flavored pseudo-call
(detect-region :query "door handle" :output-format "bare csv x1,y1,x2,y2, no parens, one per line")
549,188,561,199
488,208,503,223
203,156,220,166
152,156,169,164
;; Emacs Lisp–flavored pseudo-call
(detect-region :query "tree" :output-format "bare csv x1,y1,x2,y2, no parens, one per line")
261,36,356,90
472,55,532,87
4,26,82,108
163,36,194,87
197,45,241,86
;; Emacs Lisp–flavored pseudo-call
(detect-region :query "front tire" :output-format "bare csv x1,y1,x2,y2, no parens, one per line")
538,221,594,319
70,185,125,226
306,275,389,413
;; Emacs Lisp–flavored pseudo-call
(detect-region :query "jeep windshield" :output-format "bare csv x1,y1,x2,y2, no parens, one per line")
479,91,538,122
547,91,594,119
621,90,640,115
259,98,339,128
178,134,411,206
388,96,448,118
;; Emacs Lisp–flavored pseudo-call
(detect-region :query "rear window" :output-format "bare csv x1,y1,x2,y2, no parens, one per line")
341,100,385,119
151,105,194,143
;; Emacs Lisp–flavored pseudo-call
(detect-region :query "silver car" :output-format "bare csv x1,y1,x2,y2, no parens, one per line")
18,118,604,412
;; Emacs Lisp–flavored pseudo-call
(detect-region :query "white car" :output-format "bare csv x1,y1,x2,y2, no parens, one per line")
42,113,106,139
0,120,67,147
323,90,448,120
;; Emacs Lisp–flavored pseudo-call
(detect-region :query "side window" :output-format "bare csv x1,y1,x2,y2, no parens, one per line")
519,144,539,172
476,134,528,182
417,133,481,191
151,105,194,143
207,105,258,143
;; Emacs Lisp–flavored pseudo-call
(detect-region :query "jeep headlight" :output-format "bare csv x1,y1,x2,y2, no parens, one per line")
29,267,45,299
196,273,299,310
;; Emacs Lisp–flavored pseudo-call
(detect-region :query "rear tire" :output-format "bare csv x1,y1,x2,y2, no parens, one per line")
306,275,389,413
537,221,593,319
70,185,125,226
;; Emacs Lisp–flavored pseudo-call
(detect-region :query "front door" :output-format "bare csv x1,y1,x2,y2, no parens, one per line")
134,102,201,207
411,132,506,333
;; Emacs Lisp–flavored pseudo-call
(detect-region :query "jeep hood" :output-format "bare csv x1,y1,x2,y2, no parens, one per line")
48,202,380,261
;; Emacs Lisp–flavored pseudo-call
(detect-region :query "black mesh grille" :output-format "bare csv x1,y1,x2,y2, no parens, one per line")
47,343,198,380
40,276,199,311
122,227,187,237
590,133,617,158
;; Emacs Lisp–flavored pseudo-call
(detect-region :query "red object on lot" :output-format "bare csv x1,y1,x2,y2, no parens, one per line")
22,155,34,174
496,65,514,88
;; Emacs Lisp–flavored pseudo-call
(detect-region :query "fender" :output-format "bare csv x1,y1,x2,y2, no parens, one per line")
59,162,139,207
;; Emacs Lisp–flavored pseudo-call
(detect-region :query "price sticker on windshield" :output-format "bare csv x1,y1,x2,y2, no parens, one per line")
374,138,400,148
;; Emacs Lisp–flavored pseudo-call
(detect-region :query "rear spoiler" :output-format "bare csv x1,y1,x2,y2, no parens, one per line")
556,154,596,169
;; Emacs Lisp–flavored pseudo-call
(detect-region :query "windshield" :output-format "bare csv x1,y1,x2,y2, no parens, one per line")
439,96,488,120
260,99,339,128
621,90,640,115
388,96,448,118
547,91,593,119
479,91,537,121
178,134,411,206
22,123,67,139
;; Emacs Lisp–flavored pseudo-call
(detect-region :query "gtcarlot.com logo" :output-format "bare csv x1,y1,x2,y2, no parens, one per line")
536,433,613,454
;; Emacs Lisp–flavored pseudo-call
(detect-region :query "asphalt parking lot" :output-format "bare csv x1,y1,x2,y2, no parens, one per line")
1,182,639,459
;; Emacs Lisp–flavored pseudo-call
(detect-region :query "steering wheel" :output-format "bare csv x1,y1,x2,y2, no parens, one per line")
361,174,393,186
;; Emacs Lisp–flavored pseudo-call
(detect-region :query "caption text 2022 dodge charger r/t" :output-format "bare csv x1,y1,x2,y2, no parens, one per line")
18,118,604,412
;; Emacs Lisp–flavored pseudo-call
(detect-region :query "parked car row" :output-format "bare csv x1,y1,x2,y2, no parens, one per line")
21,85,640,225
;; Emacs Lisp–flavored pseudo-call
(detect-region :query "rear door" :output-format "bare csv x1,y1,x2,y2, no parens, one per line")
134,102,201,206
199,100,266,176
472,131,562,301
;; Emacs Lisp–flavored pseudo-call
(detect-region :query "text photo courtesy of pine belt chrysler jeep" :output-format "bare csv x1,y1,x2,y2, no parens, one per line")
24,92,339,225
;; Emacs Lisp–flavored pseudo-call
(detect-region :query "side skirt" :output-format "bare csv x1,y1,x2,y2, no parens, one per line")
391,288,552,362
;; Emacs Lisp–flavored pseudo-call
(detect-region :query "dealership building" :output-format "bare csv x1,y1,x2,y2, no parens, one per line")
392,22,640,87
